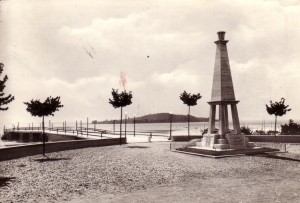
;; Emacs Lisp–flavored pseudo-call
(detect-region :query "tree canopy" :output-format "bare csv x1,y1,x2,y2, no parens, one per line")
109,88,132,108
179,91,201,106
24,96,63,117
0,63,14,111
266,98,291,117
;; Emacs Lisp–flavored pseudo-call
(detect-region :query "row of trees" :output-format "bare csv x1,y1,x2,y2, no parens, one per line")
108,89,202,142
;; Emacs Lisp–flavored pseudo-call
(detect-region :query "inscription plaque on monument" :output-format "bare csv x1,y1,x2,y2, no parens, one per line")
225,134,246,149
201,134,219,148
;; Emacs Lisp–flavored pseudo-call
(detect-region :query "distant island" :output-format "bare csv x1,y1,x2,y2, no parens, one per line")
93,113,209,124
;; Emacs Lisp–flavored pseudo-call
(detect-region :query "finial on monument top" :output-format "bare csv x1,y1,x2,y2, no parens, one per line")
217,31,226,40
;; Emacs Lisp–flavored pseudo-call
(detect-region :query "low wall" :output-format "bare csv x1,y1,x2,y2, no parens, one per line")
171,135,203,142
0,138,126,161
2,131,80,142
286,144,300,154
246,135,300,143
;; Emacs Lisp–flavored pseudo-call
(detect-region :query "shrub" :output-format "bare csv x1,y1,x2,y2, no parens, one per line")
241,126,252,135
253,130,266,135
281,119,300,135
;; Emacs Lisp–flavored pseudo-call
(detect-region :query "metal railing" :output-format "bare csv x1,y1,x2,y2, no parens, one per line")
3,125,169,140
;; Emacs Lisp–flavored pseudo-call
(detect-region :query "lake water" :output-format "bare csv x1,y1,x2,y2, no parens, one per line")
84,121,286,136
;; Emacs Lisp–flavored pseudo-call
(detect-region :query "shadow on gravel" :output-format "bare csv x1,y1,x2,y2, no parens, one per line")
33,157,71,162
255,154,300,162
0,177,16,187
127,146,149,149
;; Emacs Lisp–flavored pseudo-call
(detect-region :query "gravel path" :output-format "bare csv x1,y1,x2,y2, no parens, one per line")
1,142,300,202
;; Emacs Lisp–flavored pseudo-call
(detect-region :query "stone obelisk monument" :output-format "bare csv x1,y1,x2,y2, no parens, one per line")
199,31,253,150
209,31,240,137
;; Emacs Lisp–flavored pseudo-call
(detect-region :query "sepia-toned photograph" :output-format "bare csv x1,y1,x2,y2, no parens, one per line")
1,0,300,202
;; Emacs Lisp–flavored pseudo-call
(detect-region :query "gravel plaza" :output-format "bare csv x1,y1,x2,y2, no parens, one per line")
1,141,300,203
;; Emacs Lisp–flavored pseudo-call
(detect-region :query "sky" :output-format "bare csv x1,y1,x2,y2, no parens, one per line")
0,0,300,127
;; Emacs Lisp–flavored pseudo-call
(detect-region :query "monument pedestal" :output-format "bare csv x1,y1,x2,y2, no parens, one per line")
196,133,254,151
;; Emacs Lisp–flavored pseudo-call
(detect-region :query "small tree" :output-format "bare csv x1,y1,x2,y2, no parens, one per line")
179,91,202,139
0,63,14,111
266,98,291,141
24,96,63,156
109,89,132,145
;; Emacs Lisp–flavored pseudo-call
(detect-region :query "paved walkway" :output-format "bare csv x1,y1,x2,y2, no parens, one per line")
0,130,170,149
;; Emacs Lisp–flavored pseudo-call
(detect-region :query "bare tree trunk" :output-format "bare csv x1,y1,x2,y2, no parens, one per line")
274,115,277,142
120,107,123,145
188,106,190,139
42,115,45,156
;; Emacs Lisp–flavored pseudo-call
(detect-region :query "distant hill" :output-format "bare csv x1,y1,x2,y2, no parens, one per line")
96,113,208,124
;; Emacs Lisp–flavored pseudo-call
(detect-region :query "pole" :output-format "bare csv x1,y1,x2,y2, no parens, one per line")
133,116,136,137
65,121,67,133
169,113,172,140
125,113,127,139
120,107,123,145
188,106,190,139
80,120,82,135
113,119,115,134
274,116,277,142
87,116,89,137
42,116,45,156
